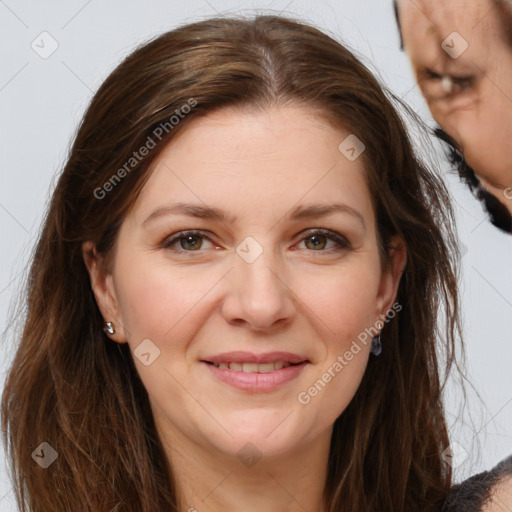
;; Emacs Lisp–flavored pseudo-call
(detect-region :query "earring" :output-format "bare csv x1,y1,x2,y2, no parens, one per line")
103,322,115,335
370,335,382,356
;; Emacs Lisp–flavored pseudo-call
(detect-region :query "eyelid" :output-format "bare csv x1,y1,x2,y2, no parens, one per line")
160,228,351,254
296,228,351,251
425,68,476,85
160,229,217,252
421,68,476,99
424,68,474,84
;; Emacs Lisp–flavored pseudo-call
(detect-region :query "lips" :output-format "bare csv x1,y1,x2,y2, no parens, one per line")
201,351,309,390
202,351,308,365
202,358,309,392
209,361,293,373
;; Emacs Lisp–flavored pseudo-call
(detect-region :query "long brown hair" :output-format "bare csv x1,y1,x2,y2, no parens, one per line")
2,14,462,511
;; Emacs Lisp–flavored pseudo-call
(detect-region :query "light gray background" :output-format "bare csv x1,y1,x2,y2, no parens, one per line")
1,1,511,509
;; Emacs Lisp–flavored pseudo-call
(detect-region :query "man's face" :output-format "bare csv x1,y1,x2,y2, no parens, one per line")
399,0,512,191
482,476,512,511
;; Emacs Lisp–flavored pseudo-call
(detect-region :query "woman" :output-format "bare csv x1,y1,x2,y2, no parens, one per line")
1,14,462,512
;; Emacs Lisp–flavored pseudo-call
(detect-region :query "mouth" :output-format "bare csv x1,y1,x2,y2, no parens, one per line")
200,352,310,392
203,360,303,373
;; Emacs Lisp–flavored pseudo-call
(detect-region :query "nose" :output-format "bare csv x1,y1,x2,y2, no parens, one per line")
220,241,296,332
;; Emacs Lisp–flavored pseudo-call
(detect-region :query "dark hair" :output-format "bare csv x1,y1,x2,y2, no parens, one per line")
434,128,512,233
393,0,404,50
2,14,462,512
442,455,512,511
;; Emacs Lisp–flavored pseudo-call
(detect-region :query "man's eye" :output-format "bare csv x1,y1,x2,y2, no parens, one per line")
449,75,474,93
421,68,475,98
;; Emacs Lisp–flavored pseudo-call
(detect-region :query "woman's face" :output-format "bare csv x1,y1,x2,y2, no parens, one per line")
86,105,405,461
399,0,512,190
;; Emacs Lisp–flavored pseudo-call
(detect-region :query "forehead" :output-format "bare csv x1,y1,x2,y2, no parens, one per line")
131,105,375,229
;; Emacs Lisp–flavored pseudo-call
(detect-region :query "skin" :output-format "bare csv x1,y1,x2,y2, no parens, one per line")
83,105,406,512
398,0,512,215
483,477,512,512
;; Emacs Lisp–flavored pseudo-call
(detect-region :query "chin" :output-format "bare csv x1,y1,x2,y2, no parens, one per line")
207,411,312,460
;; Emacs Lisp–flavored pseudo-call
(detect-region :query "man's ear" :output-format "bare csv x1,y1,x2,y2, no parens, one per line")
375,235,407,321
82,241,128,343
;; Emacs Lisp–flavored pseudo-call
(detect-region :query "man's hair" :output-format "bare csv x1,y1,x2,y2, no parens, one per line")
442,455,512,511
392,0,404,50
435,128,512,233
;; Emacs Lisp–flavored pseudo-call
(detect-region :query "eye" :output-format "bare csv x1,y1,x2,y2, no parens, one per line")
294,228,351,253
160,228,351,255
421,68,475,99
448,75,474,93
160,230,215,253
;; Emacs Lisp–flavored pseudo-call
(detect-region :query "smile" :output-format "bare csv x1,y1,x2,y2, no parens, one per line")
202,360,309,392
209,361,296,372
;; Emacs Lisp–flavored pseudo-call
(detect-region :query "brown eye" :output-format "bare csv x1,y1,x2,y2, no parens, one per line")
297,229,351,253
178,235,203,251
421,68,475,99
451,75,474,92
304,234,329,250
161,230,214,252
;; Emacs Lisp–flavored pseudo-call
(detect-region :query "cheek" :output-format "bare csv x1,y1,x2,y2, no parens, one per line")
284,266,380,421
454,110,512,183
112,251,380,447
114,256,224,349
115,250,381,354
297,265,380,342
293,266,379,413
115,247,380,365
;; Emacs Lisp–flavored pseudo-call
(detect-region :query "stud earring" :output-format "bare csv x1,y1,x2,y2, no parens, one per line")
103,322,115,335
370,335,382,356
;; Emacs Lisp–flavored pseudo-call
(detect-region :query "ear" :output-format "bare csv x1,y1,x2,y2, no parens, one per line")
374,235,407,322
82,241,128,343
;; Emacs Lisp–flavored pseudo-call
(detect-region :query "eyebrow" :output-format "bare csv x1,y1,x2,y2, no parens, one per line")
142,202,366,230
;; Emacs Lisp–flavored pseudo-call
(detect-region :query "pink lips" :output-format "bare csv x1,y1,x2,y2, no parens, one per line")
201,351,309,392
203,351,308,365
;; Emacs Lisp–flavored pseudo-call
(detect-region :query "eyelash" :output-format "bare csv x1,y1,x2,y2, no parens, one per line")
424,69,475,94
160,229,351,255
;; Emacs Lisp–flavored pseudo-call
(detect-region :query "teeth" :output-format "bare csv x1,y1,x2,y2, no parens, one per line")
255,363,275,373
211,361,294,372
